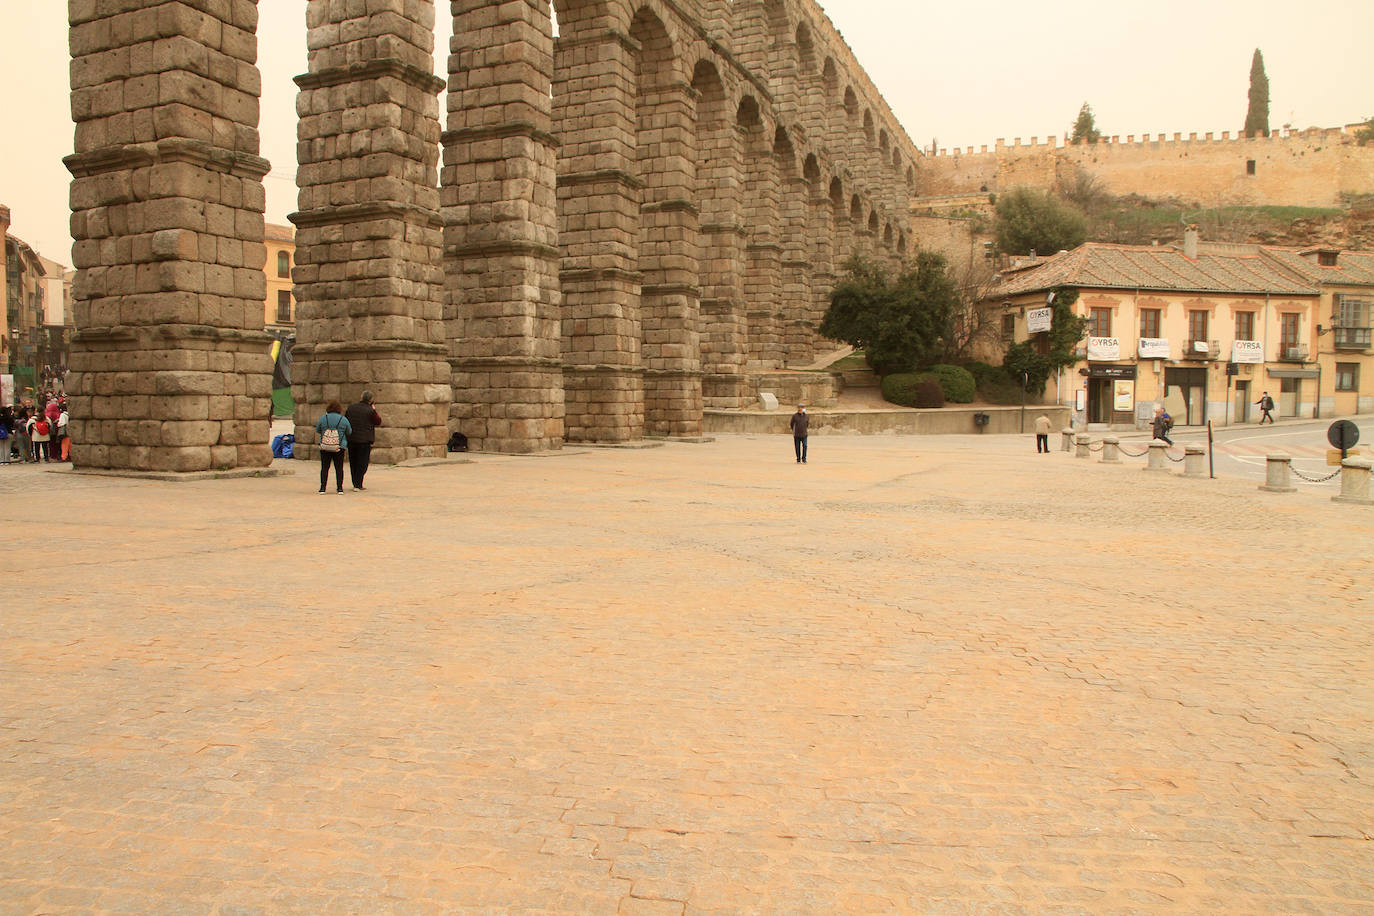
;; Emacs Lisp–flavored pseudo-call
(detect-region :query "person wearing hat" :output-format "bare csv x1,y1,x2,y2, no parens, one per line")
344,390,383,491
789,403,810,463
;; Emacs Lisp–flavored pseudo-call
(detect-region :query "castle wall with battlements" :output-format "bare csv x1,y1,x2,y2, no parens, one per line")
919,128,1374,209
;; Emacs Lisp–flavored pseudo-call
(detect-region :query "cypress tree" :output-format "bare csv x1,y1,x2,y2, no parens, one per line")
1244,49,1269,138
1070,102,1101,145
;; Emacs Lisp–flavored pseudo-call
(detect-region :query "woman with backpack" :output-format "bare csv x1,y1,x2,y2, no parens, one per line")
314,401,352,494
30,412,52,462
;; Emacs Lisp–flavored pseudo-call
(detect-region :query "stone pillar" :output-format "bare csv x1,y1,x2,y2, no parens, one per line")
291,0,452,463
639,80,703,438
1183,445,1207,478
1145,441,1170,471
1100,437,1120,463
698,118,748,409
1259,454,1295,492
1060,427,1075,452
743,137,781,370
442,0,563,453
780,174,813,367
65,0,273,473
554,21,643,443
808,185,836,361
1074,433,1090,459
1332,457,1373,505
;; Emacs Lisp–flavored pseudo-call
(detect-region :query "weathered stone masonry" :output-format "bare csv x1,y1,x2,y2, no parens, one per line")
65,0,274,473
67,0,922,469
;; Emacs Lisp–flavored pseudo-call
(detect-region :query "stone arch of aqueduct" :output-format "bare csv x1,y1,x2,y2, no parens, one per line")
65,0,922,471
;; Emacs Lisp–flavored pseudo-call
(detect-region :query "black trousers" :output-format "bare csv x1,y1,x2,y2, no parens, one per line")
1036,434,1049,453
319,450,344,491
348,443,372,488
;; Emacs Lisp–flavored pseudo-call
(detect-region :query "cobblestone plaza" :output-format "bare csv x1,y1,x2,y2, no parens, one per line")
1,434,1370,912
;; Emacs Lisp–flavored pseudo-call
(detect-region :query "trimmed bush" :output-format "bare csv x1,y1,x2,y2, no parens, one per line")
914,378,945,408
880,372,924,407
929,364,976,403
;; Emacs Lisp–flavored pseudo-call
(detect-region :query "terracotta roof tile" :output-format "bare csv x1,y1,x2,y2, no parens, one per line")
988,243,1318,298
1260,247,1374,287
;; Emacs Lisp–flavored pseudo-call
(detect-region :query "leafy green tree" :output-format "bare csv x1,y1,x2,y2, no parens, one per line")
1070,102,1101,145
993,187,1088,256
820,252,961,376
1244,49,1269,138
1001,289,1088,394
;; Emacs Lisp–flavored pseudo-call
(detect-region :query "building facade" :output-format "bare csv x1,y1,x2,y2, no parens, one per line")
981,236,1342,428
263,223,296,340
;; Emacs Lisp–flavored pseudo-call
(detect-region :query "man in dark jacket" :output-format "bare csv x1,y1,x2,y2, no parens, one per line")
344,391,383,490
790,404,809,463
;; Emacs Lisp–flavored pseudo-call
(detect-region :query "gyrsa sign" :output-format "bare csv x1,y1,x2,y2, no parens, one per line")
1026,307,1053,334
1087,337,1120,361
1230,339,1263,364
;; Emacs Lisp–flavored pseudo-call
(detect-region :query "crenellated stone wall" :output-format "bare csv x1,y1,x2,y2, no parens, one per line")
919,128,1374,209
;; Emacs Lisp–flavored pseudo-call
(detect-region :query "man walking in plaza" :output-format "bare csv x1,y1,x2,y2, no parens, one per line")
1256,391,1275,424
790,404,809,463
1034,414,1051,453
344,391,383,491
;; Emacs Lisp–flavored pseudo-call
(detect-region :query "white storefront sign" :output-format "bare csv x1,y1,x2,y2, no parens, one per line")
1231,339,1264,364
0,375,12,406
1087,337,1121,361
1137,337,1170,359
1026,307,1053,334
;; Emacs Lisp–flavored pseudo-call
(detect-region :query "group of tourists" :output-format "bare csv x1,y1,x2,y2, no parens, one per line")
1,396,69,464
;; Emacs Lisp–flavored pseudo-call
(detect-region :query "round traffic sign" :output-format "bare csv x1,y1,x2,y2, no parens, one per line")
1327,420,1359,451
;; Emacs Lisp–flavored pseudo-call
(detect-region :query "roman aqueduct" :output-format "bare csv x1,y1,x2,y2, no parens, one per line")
65,0,922,470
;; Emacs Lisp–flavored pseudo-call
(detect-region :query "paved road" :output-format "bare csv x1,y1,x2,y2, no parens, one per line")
1,433,1371,913
1118,416,1370,489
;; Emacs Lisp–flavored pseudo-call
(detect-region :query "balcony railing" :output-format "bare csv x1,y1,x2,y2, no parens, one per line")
1334,327,1372,349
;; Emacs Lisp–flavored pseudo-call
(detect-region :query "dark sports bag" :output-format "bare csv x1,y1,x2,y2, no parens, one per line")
447,432,468,453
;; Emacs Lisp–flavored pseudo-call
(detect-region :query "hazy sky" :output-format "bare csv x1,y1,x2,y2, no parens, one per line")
3,0,1371,267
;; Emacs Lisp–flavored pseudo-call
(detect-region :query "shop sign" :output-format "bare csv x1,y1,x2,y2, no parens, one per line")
1231,339,1264,364
1088,365,1137,379
1087,337,1120,361
1113,379,1135,411
1137,337,1170,359
1026,307,1053,334
0,375,12,405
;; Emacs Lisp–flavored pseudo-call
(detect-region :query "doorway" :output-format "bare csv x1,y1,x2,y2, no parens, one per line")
1164,367,1207,425
1234,380,1250,423
1280,378,1300,418
1086,378,1113,424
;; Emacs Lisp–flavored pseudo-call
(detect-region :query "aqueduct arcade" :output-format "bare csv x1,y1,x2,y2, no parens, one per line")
65,0,922,470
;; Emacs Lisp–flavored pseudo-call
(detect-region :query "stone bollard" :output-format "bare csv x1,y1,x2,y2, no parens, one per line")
1100,437,1120,463
1332,457,1373,505
1258,454,1296,493
1144,440,1169,472
1183,445,1207,478
1075,434,1090,459
1060,428,1075,452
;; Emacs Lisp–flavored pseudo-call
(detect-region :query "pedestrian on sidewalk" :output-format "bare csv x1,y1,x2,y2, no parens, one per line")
344,391,383,491
1034,414,1051,453
1152,407,1174,445
0,406,13,464
315,401,352,494
30,413,51,462
790,404,809,463
1256,391,1275,424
